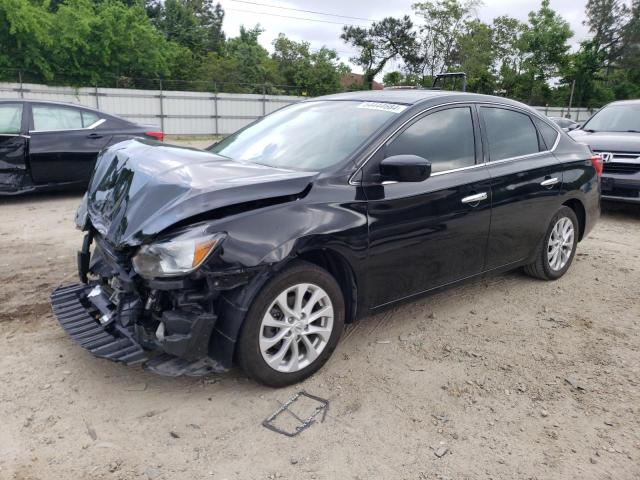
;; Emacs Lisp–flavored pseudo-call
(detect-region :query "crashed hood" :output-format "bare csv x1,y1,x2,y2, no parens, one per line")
568,130,640,152
87,139,316,247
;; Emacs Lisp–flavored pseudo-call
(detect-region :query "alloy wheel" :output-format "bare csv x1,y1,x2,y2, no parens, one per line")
259,283,334,373
547,216,574,271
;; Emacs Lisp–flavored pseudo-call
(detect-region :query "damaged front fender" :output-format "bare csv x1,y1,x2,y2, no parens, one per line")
0,135,32,194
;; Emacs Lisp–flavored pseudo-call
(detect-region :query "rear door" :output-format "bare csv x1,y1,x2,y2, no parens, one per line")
479,105,563,269
0,102,29,191
27,103,111,185
363,105,492,307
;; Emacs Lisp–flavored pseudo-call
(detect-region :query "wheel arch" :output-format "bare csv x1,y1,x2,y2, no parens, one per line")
562,198,586,241
296,247,358,325
210,246,359,369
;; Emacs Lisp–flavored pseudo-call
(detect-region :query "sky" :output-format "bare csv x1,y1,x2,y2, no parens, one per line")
217,0,594,76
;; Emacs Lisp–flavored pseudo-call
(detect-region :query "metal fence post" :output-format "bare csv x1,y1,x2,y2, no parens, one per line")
18,71,24,99
159,79,165,133
94,83,99,109
213,82,219,137
262,83,266,117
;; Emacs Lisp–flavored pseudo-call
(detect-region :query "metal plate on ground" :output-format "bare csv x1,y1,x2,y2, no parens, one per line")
262,391,329,437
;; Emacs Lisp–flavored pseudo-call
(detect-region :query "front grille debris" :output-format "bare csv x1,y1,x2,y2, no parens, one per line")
262,391,329,437
51,284,148,365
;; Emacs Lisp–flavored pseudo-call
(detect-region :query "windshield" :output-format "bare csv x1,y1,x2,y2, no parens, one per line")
582,103,640,132
208,100,403,170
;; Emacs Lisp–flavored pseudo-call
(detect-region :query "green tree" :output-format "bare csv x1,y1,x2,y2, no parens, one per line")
491,16,529,98
272,34,347,96
382,71,406,86
149,0,225,56
584,0,630,77
197,26,282,93
451,19,496,93
341,16,415,89
520,0,573,103
0,0,53,78
409,0,481,80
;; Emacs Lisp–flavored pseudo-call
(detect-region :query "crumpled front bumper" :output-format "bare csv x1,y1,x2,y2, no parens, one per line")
51,229,252,375
50,283,148,365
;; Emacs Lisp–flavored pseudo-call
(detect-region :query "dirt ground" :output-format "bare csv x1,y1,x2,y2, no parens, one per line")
1,151,639,479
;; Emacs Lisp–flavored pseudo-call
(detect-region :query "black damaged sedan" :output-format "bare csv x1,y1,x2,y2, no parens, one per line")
52,90,600,387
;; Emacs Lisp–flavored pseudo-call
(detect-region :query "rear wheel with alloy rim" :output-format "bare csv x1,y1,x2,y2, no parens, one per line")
524,206,579,280
237,261,344,387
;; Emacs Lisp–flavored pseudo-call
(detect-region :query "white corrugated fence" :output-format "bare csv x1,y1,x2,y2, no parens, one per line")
0,81,595,136
0,82,304,135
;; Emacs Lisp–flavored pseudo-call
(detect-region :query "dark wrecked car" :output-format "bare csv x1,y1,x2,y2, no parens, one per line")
51,90,600,387
0,100,163,194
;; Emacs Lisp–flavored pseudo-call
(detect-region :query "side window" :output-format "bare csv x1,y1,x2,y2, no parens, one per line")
32,105,84,131
386,107,476,173
481,107,540,161
82,111,99,128
0,104,23,134
533,117,559,150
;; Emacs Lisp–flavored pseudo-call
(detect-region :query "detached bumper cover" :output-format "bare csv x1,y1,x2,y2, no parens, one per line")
50,284,148,365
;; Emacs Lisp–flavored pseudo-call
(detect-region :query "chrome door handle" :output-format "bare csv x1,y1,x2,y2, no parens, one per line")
461,192,488,204
540,177,559,187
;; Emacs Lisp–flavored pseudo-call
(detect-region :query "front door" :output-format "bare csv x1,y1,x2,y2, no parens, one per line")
0,102,28,192
363,105,492,307
28,103,110,185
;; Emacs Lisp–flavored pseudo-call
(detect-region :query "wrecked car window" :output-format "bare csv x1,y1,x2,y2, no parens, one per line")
208,100,399,170
33,105,84,131
0,104,22,134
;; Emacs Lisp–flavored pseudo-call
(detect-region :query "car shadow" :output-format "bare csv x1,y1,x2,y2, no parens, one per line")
0,190,85,205
601,200,640,222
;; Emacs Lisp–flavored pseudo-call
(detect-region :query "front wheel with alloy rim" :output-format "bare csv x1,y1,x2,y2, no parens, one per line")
236,261,345,387
524,206,579,280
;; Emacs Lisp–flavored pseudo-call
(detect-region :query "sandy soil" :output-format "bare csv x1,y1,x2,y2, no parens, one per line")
1,158,639,479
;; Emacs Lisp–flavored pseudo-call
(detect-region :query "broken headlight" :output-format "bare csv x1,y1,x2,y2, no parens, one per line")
132,225,226,279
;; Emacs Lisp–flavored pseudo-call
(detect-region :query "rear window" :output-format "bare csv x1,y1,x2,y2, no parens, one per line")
0,104,23,134
482,107,540,161
534,118,560,150
82,111,99,127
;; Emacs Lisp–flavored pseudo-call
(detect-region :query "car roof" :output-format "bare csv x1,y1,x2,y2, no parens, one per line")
0,98,104,113
0,98,135,124
606,99,640,106
315,89,530,109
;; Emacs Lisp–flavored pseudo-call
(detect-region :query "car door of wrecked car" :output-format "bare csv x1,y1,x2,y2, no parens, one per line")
0,102,29,192
362,105,492,308
27,103,112,185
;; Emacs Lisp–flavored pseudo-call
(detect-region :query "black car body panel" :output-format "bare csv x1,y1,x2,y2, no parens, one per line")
0,100,161,194
86,139,318,248
569,100,640,203
50,91,600,374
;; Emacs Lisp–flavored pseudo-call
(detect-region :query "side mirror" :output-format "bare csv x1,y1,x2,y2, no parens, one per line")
380,155,431,182
568,123,580,131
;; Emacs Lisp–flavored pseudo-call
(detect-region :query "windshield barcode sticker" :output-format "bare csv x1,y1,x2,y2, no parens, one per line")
357,102,408,113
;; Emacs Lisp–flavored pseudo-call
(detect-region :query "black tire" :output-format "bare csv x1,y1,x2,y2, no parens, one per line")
236,260,345,387
524,206,579,281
